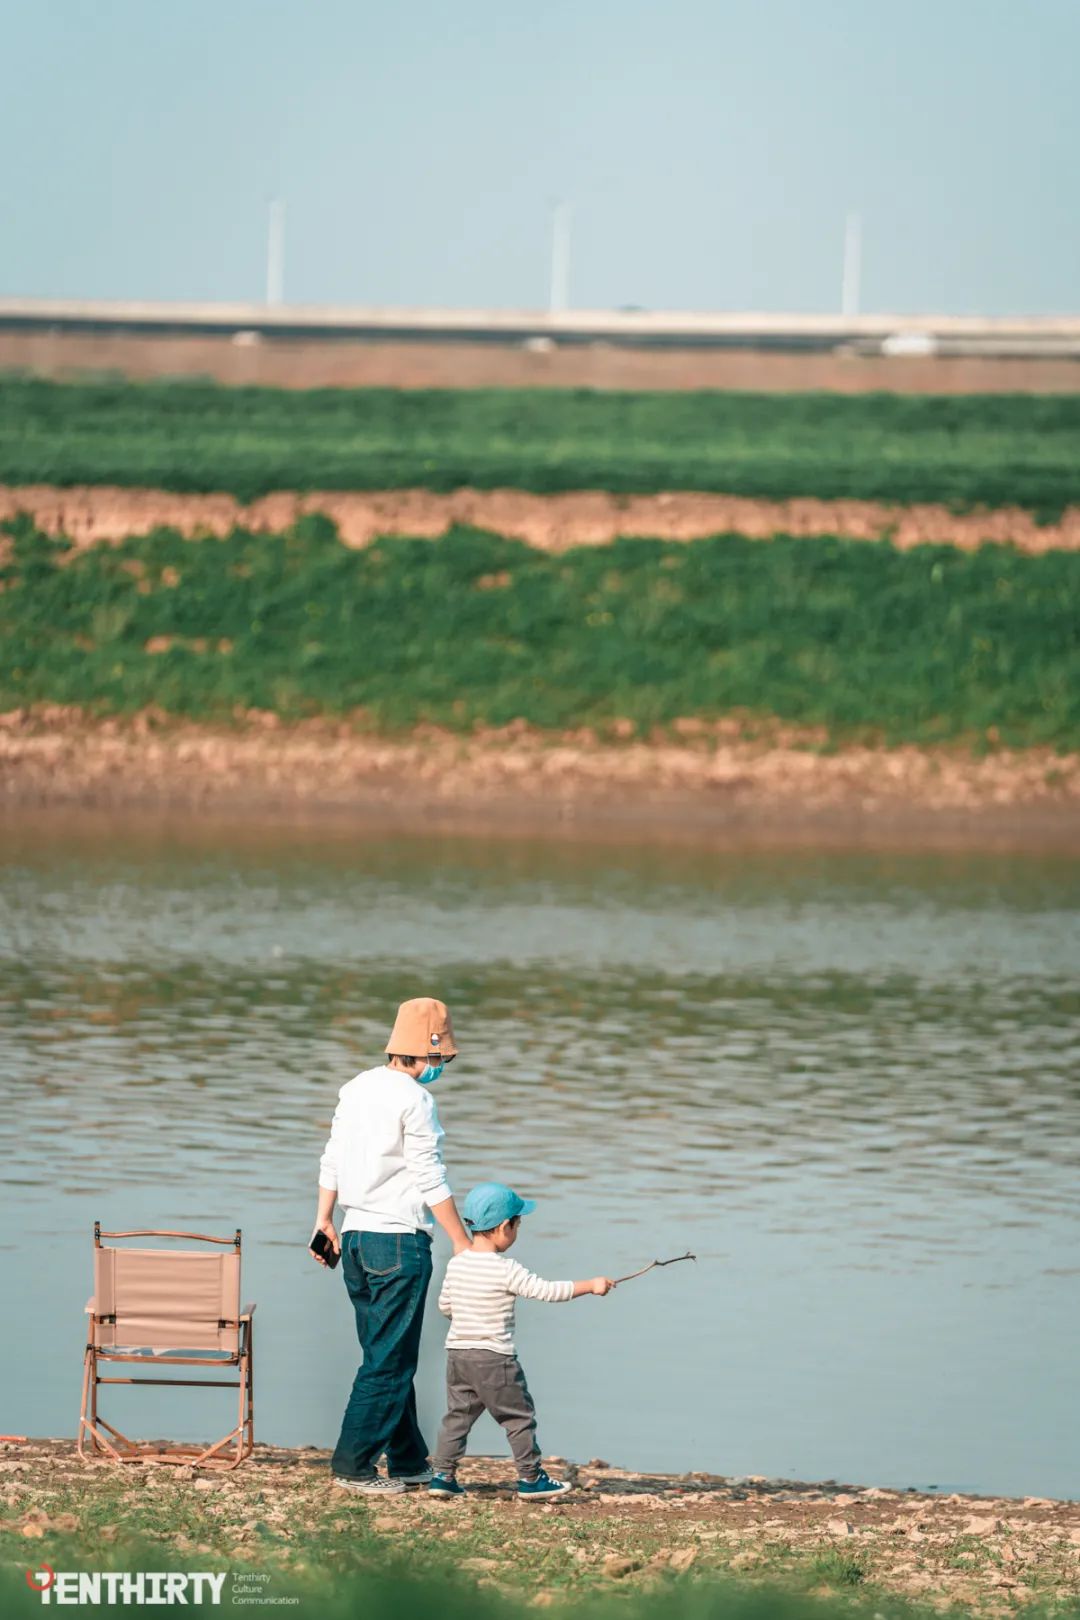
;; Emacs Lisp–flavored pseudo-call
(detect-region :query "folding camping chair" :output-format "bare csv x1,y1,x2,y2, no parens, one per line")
78,1222,255,1469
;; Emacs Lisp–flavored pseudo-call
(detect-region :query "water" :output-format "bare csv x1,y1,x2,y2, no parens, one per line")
1,814,1077,1499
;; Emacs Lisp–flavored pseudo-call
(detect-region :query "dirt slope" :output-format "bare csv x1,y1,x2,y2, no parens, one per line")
3,711,1077,849
2,484,1078,553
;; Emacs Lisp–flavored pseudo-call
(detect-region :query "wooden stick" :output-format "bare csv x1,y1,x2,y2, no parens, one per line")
612,1250,696,1286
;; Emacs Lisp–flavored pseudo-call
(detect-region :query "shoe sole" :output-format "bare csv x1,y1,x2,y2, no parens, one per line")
428,1487,465,1499
519,1488,573,1501
332,1481,406,1496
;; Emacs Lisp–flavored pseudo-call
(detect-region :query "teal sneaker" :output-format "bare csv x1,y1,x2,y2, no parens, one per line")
518,1469,572,1501
428,1473,467,1499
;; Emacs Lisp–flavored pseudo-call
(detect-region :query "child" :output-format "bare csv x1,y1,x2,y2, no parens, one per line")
429,1181,613,1501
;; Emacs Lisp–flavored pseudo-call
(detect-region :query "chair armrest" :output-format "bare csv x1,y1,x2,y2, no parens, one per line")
240,1303,256,1319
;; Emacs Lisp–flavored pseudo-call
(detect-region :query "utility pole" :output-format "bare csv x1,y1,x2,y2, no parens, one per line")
266,198,286,306
549,201,571,315
841,210,861,319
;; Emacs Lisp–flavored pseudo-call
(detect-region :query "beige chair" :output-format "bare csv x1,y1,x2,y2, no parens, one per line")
78,1222,255,1469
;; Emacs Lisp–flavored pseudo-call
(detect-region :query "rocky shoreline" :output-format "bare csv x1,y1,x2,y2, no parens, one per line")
2,710,1078,849
4,1440,1079,1612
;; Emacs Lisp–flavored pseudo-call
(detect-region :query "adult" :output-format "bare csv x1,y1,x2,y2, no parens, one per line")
313,996,471,1495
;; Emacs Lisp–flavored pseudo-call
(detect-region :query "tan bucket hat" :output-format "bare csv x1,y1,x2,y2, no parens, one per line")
385,997,458,1060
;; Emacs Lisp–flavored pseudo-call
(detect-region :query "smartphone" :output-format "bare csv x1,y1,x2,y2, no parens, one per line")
309,1230,340,1270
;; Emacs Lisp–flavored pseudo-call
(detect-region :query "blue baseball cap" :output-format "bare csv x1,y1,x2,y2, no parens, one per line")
462,1182,537,1231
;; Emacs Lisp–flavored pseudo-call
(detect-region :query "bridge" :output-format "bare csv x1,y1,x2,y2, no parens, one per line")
2,298,1079,357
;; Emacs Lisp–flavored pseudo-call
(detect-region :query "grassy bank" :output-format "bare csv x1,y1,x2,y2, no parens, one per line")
2,378,1080,510
4,1445,1079,1618
5,1568,967,1620
2,1564,1029,1620
2,518,1078,747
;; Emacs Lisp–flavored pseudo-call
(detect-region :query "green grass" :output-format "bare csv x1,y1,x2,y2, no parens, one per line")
4,515,1075,748
0,1561,1008,1620
806,1548,869,1587
2,517,1077,747
6,1454,1080,1620
6,1533,1080,1620
2,377,1080,510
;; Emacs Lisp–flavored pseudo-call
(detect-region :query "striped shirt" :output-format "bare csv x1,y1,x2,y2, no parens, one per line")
437,1250,574,1354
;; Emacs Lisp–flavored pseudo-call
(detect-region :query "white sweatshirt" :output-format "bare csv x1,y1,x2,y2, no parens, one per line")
438,1250,574,1354
318,1064,452,1235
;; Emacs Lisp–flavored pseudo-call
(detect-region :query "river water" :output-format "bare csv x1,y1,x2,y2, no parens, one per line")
1,815,1077,1498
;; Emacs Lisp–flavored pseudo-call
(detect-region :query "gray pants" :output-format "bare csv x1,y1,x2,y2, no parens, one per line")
431,1349,542,1482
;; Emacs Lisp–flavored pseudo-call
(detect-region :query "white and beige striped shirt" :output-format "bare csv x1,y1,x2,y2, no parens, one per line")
438,1250,574,1354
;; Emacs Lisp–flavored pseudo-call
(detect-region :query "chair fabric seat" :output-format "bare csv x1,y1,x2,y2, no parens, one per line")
92,1246,241,1352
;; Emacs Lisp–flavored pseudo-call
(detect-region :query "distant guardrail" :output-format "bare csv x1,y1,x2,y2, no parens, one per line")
2,299,1080,358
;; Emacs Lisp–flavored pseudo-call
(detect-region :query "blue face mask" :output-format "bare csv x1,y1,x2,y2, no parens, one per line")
417,1061,445,1085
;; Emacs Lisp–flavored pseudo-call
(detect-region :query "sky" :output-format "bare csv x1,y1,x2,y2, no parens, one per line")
4,0,1078,316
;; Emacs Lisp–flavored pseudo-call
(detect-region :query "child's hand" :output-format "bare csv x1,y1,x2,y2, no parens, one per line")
590,1276,615,1296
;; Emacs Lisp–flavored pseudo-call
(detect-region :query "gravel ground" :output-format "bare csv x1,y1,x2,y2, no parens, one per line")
3,1441,1079,1613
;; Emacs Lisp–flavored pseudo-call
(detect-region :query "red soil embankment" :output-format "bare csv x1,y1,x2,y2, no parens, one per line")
2,485,1078,553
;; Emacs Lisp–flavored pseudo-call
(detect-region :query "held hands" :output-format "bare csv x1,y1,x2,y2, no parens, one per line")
591,1276,615,1296
311,1219,340,1265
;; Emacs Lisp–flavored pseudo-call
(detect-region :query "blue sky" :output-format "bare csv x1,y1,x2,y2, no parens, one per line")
5,0,1077,314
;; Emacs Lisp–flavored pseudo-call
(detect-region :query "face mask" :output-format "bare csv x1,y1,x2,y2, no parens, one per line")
417,1061,444,1085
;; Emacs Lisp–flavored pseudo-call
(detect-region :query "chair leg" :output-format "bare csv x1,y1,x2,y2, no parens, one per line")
212,1331,254,1470
78,1328,256,1470
235,1345,248,1466
89,1354,102,1450
78,1347,132,1462
186,1330,254,1470
76,1346,92,1460
77,1345,115,1460
244,1323,255,1458
235,1349,248,1465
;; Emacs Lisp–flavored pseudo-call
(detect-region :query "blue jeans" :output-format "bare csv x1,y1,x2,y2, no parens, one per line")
331,1229,433,1480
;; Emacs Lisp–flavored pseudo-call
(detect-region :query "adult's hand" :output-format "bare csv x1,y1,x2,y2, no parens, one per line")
431,1195,473,1254
311,1217,340,1265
